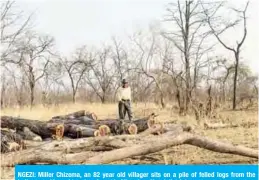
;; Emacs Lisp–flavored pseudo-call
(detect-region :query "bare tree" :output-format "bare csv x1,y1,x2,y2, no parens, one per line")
59,46,94,103
161,0,214,112
111,37,131,100
15,31,54,107
84,46,116,103
1,0,33,65
202,1,249,110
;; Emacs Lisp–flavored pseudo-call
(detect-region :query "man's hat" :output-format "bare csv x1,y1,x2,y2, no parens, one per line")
122,79,128,84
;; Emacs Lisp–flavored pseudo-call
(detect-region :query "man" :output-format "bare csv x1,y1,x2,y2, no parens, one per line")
117,79,133,122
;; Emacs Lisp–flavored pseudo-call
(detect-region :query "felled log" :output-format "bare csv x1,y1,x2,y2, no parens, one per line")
48,118,96,126
51,110,86,119
51,110,97,121
1,116,54,139
1,116,100,140
65,124,99,138
1,129,26,153
95,119,138,135
132,113,157,133
18,127,43,141
84,132,258,164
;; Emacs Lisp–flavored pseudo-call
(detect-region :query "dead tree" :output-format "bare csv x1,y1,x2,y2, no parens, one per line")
59,46,94,103
0,0,33,65
14,32,55,107
111,37,131,101
84,46,116,103
202,1,249,110
130,29,167,108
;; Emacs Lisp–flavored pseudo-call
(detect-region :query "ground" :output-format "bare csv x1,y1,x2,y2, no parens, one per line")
0,102,258,179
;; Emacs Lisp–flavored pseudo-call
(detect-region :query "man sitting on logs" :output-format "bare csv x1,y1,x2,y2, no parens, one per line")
117,79,133,122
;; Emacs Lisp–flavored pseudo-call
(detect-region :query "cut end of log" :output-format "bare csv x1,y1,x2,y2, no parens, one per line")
85,111,98,121
94,130,100,137
53,124,64,140
127,124,138,135
152,122,164,135
98,125,111,136
90,113,98,121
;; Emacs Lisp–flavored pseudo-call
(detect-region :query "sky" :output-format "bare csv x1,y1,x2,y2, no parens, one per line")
14,0,259,74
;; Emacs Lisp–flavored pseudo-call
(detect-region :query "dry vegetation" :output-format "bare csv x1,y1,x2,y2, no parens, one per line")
1,0,259,179
1,102,258,179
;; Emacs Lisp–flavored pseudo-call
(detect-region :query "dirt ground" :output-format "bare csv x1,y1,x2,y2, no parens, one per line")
1,103,258,179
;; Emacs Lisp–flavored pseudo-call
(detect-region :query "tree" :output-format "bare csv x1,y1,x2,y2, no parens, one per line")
162,0,213,112
84,46,116,103
15,31,54,107
202,1,249,110
1,0,33,65
59,46,94,103
130,29,168,108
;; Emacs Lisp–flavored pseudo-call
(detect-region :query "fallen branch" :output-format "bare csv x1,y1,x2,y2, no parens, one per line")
204,122,238,130
1,129,258,166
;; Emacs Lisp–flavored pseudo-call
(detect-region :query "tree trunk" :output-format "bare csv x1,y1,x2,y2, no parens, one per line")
233,52,239,110
29,82,35,109
72,91,76,104
184,1,191,112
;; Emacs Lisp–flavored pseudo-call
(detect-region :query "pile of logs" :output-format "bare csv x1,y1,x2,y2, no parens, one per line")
1,110,159,153
1,110,258,166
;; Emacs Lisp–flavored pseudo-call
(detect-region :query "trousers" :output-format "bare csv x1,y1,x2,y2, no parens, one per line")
118,100,133,121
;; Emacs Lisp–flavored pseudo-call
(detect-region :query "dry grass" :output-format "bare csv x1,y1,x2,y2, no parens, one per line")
0,102,258,179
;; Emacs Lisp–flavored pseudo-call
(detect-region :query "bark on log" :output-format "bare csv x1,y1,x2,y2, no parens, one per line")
18,127,43,141
1,129,26,153
0,116,100,140
66,124,99,138
51,110,97,121
95,119,137,135
84,132,258,164
48,118,96,126
51,110,86,119
132,113,157,132
1,116,54,139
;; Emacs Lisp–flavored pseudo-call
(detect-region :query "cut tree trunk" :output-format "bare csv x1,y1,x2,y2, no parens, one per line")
65,124,99,138
1,116,54,139
95,119,138,135
0,116,99,140
131,113,157,133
